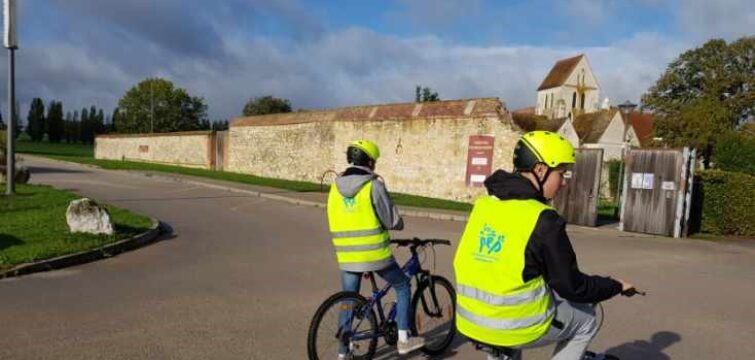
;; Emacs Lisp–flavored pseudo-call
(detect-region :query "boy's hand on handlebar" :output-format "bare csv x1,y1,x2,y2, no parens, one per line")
617,279,645,297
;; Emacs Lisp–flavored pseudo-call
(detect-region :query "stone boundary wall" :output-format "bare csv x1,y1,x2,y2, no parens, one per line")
95,131,215,169
228,98,523,202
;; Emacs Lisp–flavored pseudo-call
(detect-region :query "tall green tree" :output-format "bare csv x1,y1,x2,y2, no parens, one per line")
26,98,46,141
242,95,292,116
415,85,440,102
46,101,65,143
116,78,207,133
642,36,755,167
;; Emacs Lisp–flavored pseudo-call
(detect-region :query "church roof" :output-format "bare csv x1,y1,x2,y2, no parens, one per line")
537,54,584,91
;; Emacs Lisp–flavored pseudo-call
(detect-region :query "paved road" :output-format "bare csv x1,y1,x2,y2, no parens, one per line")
2,156,754,359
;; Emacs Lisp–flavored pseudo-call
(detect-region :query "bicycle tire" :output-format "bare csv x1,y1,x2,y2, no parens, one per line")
307,291,378,360
411,275,456,356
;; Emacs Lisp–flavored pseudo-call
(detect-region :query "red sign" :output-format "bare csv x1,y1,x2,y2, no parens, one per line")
465,135,495,187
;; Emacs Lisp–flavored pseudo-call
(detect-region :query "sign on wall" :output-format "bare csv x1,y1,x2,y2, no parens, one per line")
465,135,495,187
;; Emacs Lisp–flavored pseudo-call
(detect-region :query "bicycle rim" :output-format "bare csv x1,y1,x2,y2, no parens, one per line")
307,292,378,360
411,276,456,355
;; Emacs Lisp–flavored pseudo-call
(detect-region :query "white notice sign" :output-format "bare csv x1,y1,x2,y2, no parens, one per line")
470,174,487,184
662,181,675,190
471,157,488,166
631,173,643,189
642,174,654,189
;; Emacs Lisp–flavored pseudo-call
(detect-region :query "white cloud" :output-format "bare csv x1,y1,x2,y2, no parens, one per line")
675,0,755,41
0,27,686,123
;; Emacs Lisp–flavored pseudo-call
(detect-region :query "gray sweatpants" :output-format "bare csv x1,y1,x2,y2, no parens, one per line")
487,297,598,360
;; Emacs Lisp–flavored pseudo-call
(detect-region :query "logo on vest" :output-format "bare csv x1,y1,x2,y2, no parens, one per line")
474,224,504,262
343,197,357,212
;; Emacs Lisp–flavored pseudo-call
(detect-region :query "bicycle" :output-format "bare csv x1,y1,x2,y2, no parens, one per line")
307,238,457,360
472,288,647,360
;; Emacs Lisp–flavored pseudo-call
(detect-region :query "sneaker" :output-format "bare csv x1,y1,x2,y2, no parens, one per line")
397,336,425,355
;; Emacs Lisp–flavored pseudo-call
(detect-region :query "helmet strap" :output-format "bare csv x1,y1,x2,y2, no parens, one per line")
532,165,553,200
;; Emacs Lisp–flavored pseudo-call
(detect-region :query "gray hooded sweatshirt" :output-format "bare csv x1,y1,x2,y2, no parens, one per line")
333,165,404,232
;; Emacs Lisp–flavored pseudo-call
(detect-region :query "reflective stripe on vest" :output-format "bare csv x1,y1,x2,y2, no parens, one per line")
453,197,556,346
327,180,392,272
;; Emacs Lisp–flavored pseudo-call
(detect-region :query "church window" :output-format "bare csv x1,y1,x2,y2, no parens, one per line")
572,92,576,108
581,93,585,109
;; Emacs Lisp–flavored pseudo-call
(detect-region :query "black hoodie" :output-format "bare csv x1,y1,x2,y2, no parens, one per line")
483,169,622,303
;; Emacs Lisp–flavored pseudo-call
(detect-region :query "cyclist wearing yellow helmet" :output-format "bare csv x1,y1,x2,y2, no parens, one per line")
327,140,425,357
453,131,635,360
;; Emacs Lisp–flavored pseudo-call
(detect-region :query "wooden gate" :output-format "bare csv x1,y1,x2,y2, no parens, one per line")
619,148,696,237
552,149,603,227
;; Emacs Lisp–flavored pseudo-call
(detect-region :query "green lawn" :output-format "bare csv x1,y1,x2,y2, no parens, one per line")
0,183,153,269
16,139,474,211
16,137,94,157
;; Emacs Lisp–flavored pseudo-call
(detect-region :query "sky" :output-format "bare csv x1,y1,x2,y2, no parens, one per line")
1,0,753,124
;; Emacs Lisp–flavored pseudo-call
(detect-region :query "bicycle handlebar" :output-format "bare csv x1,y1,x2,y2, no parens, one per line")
390,237,451,247
621,288,646,297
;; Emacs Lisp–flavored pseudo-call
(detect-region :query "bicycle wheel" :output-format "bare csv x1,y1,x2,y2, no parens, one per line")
307,291,378,360
411,275,456,355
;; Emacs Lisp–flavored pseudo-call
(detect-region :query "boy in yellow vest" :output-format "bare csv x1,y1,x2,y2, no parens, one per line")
327,140,425,358
453,131,636,360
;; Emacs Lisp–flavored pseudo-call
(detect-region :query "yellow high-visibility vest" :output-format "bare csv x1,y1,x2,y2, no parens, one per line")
327,181,393,272
454,196,555,346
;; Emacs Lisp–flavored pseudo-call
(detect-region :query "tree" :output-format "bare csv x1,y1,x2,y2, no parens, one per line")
116,78,207,133
642,36,755,166
80,107,93,144
109,107,120,133
242,95,292,116
26,98,46,141
415,85,440,102
46,101,64,143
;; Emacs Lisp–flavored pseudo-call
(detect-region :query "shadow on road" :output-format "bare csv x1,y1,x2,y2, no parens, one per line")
26,166,87,174
603,331,681,360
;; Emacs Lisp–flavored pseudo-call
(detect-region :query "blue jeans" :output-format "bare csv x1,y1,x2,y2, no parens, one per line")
340,261,412,330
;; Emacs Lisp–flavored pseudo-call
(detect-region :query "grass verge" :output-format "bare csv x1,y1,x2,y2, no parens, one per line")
0,183,153,270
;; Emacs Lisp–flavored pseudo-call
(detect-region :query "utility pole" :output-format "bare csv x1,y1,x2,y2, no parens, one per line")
4,0,18,195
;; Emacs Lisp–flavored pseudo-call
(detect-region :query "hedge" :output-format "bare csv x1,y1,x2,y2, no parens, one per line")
713,131,755,176
695,170,755,236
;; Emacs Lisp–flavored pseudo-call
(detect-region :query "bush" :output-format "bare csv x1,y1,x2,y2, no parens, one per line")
713,130,755,175
606,160,622,199
696,170,755,236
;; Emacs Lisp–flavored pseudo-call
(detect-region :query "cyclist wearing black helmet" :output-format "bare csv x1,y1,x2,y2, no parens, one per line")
454,131,635,360
327,140,425,357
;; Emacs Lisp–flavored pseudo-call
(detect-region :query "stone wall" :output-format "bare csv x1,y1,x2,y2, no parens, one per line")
228,98,522,202
95,131,214,169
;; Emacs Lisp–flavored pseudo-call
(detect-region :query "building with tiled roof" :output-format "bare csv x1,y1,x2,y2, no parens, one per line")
574,108,640,160
511,112,579,148
536,54,601,121
626,111,655,146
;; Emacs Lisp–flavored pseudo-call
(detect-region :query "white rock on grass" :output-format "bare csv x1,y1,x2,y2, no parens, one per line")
66,198,114,235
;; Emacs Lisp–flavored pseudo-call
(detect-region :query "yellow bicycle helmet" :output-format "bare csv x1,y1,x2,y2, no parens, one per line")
347,139,380,165
513,131,575,171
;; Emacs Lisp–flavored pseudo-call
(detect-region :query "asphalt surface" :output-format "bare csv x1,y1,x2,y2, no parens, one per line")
2,156,754,359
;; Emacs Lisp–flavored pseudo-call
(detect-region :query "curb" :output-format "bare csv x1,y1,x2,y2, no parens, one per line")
133,171,472,222
26,155,471,222
0,219,163,279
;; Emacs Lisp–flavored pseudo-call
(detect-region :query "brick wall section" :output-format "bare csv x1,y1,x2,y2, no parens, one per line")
95,131,213,169
228,98,522,202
